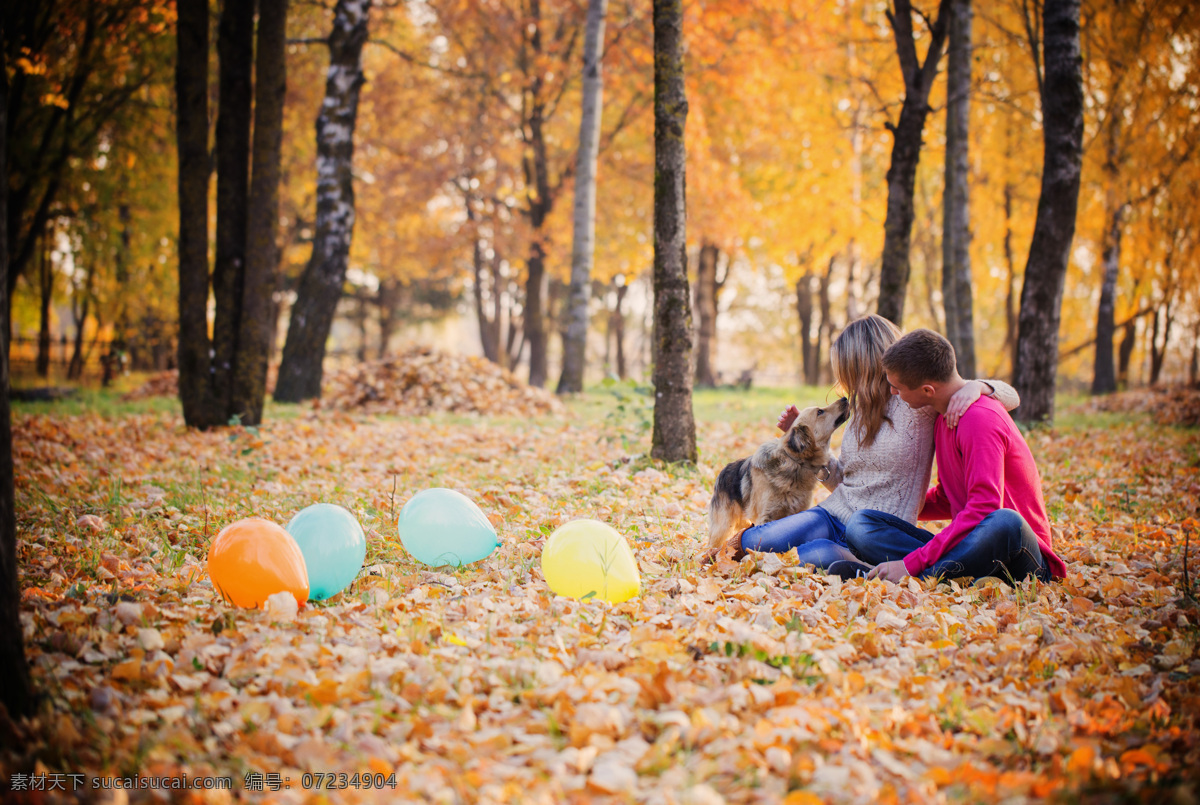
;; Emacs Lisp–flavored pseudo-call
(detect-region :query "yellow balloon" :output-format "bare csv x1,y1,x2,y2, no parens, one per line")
541,519,640,604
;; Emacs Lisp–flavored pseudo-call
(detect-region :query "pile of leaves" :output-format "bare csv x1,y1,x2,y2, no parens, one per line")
4,398,1199,803
1088,386,1200,427
322,346,564,418
120,371,180,402
117,348,562,420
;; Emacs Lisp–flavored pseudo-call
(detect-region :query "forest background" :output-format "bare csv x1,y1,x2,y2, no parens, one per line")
7,0,1199,400
3,1,1200,800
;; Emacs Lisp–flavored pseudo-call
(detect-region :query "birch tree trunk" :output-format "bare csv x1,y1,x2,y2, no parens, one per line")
175,0,217,429
1013,0,1084,424
275,0,372,403
557,0,608,394
876,0,951,326
0,44,35,722
650,0,696,464
211,0,255,417
231,0,288,425
942,0,975,377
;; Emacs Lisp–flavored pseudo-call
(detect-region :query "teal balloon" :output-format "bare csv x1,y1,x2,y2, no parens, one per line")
285,503,366,601
398,488,498,567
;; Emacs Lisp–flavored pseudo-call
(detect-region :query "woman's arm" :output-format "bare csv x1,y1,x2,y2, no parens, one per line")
944,379,1021,428
982,379,1019,411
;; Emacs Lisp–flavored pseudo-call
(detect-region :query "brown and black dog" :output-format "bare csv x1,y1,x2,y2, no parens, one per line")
703,398,849,562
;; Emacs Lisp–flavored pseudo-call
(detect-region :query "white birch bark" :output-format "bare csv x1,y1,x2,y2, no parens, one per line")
556,0,608,394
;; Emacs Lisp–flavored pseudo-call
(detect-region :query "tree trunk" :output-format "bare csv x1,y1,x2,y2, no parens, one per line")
608,279,628,380
650,0,696,464
68,261,93,381
942,0,975,377
275,0,371,403
1189,320,1199,387
230,0,288,425
524,245,548,386
1013,0,1084,424
693,241,720,388
795,272,815,385
465,196,505,367
377,278,401,359
36,229,52,378
557,0,608,394
1091,201,1125,394
505,297,525,370
1150,304,1173,385
175,0,216,428
1117,318,1137,387
1002,179,1018,377
211,0,255,416
0,40,35,725
876,0,951,326
818,256,834,385
471,224,501,364
518,0,570,389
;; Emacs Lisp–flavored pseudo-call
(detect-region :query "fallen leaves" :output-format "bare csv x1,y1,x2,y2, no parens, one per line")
322,345,566,418
3,393,1199,803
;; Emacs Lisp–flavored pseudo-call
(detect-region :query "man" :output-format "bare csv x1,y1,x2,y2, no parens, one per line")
833,329,1066,584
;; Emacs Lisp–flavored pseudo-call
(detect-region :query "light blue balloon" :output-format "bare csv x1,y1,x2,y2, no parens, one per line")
286,503,366,601
397,488,498,567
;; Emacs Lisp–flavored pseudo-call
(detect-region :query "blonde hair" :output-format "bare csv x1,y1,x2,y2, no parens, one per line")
831,314,901,448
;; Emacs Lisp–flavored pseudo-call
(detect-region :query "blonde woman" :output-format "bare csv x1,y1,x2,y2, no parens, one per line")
735,315,1019,569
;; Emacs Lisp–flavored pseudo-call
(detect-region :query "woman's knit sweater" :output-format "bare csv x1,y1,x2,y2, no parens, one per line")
817,381,1019,525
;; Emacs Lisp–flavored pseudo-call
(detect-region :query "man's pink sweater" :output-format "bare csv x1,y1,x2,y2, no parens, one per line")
906,396,1067,579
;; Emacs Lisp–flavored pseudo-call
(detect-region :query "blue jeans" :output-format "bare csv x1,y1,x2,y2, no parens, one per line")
844,508,1050,583
739,506,857,569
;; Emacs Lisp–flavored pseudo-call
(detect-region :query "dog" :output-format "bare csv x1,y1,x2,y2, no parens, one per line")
703,398,850,562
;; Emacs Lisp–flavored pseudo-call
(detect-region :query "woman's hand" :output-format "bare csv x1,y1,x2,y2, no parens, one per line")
945,380,992,429
777,405,800,432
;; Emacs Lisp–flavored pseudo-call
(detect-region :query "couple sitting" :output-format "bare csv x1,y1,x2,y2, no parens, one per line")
742,317,1065,585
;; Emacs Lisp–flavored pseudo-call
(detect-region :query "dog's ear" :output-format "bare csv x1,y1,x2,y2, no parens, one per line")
787,423,813,456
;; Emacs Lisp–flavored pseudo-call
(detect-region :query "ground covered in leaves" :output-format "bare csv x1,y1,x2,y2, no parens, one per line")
5,384,1200,803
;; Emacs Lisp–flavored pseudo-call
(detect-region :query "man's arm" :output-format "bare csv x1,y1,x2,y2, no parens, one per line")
902,413,1010,577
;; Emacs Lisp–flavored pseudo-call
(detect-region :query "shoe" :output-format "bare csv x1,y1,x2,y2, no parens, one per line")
827,559,873,581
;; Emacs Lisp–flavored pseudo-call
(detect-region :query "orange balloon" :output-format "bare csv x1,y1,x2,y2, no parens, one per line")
207,518,309,608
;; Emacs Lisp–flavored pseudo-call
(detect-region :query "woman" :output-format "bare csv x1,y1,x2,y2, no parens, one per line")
734,314,1018,568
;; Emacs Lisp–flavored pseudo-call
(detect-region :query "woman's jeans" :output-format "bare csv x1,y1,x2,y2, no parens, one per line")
844,508,1050,583
739,506,857,568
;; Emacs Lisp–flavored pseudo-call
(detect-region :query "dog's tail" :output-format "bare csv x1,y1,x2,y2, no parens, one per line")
706,458,750,555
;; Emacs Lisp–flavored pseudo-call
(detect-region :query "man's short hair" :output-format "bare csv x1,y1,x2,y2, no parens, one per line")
882,328,957,388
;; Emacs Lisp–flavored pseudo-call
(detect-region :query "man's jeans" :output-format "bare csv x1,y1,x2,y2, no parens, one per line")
844,508,1050,583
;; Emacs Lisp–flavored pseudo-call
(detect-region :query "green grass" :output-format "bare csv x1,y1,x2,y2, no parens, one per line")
691,384,838,425
9,375,1170,437
9,372,313,422
11,381,181,418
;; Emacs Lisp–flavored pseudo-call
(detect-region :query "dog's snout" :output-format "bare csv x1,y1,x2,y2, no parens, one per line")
833,397,850,427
